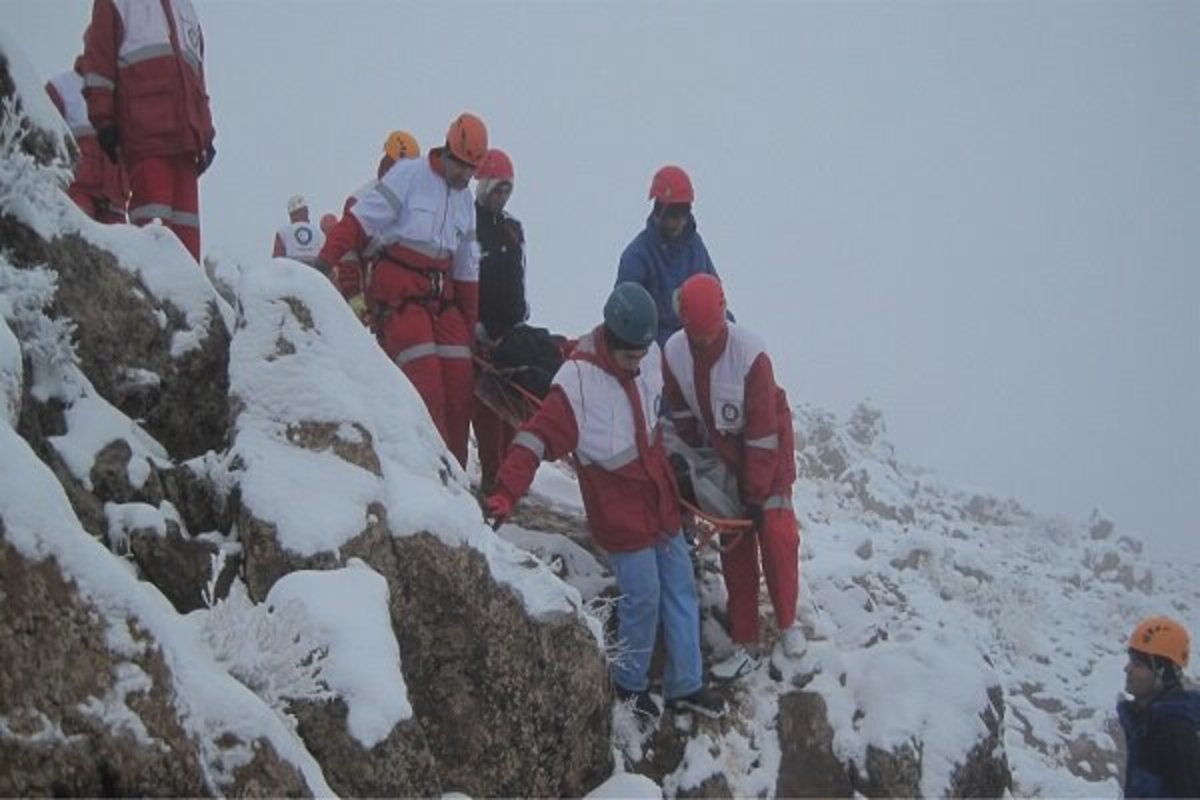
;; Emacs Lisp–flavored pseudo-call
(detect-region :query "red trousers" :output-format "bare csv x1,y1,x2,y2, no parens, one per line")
128,154,200,261
69,188,126,224
378,303,473,468
473,397,515,492
721,506,800,644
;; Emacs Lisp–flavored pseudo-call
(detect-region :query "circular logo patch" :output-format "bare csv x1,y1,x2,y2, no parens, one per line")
721,402,740,424
295,227,313,246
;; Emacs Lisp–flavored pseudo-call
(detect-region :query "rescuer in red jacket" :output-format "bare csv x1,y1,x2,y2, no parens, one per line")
45,70,128,223
76,0,216,262
314,114,485,468
663,274,804,680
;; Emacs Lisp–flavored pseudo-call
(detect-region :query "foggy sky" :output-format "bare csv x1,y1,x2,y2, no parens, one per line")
5,0,1198,561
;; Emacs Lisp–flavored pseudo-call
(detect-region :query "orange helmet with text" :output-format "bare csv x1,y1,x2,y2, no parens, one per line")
445,113,488,167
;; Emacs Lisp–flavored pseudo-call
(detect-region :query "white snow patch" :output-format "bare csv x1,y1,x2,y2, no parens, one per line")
266,561,413,746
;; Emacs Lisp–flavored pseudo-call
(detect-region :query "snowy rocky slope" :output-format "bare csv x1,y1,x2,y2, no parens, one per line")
3,27,1196,799
501,398,1198,798
1,34,609,798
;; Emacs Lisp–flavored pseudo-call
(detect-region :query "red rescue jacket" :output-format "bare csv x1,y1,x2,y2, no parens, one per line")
494,326,682,553
75,0,215,164
662,324,795,505
45,71,128,212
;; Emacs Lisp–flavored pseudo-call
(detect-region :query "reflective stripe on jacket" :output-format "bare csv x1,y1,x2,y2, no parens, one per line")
75,0,215,163
495,326,682,553
663,323,795,504
322,153,479,330
45,71,128,209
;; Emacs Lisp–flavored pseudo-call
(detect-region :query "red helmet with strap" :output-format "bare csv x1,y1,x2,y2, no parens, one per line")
649,165,694,204
476,148,514,182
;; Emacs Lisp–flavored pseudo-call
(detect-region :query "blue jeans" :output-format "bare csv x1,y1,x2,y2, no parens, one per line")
608,532,703,701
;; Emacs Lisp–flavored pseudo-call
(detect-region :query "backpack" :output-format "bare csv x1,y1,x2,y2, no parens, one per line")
490,324,566,399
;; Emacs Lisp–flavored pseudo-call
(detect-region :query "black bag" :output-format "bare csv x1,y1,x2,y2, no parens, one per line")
490,325,566,399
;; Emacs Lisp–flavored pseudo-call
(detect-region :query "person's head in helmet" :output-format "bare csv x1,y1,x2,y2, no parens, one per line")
475,148,515,214
603,283,657,371
287,194,309,223
648,165,694,241
378,129,421,179
319,213,338,236
677,274,727,347
1125,615,1190,706
440,112,487,190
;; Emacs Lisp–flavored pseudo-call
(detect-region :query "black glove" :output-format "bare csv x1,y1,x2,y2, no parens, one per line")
196,142,216,176
312,257,332,278
669,453,697,505
742,502,764,532
97,125,119,163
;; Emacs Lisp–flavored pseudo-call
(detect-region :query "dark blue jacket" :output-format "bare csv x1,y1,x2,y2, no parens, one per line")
1117,687,1200,798
617,214,720,347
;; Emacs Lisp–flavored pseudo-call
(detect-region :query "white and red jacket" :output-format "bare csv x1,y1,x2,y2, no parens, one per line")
662,324,795,507
494,326,682,553
319,152,479,329
272,221,324,266
75,0,215,163
45,71,128,210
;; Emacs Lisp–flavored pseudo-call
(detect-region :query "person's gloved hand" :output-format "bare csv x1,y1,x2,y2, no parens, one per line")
485,494,513,531
742,502,764,532
348,293,367,319
312,257,332,278
97,126,119,163
196,142,216,176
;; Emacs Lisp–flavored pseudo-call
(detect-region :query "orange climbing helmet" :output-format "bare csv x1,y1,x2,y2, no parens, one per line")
383,130,421,162
1128,615,1190,670
445,112,488,167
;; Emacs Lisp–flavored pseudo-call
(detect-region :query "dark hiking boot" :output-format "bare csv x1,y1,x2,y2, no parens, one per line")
667,685,727,719
615,684,660,722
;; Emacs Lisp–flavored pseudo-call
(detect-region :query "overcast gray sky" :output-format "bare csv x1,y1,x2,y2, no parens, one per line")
6,0,1198,562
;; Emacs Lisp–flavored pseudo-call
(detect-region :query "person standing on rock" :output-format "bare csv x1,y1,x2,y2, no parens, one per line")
1118,615,1200,798
485,283,726,724
45,69,129,224
616,165,726,348
663,274,803,680
272,195,324,268
76,0,216,262
472,147,528,493
314,114,484,468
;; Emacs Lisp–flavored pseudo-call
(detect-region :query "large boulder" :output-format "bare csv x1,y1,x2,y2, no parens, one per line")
0,534,311,797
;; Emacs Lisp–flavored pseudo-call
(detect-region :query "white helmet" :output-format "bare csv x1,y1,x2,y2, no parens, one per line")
287,194,307,214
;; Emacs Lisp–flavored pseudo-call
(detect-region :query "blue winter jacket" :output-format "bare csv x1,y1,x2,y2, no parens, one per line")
616,214,720,347
1117,687,1200,798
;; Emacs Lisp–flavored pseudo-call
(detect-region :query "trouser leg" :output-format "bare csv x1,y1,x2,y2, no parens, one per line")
381,305,449,446
607,545,661,693
434,307,473,469
759,506,800,631
169,155,200,260
128,154,200,262
720,529,763,644
656,532,704,700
